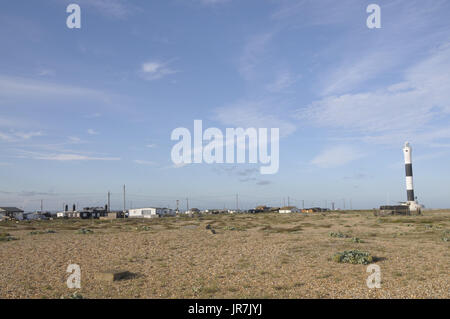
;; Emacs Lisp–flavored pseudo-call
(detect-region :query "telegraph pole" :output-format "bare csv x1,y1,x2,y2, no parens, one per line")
186,198,189,211
302,200,304,209
107,191,110,212
287,196,290,206
176,200,179,213
40,200,43,213
123,185,126,211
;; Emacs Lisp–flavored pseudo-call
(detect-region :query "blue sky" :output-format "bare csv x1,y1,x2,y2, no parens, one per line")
1,0,450,211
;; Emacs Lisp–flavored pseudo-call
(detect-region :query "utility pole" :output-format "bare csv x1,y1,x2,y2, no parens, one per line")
107,191,110,212
186,198,189,211
236,194,239,210
350,199,353,210
123,185,126,212
287,196,290,206
343,198,346,210
331,202,335,210
40,200,43,213
176,200,179,213
302,200,304,209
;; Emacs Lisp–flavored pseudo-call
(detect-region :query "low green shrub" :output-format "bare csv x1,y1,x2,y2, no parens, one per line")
77,228,94,234
333,250,373,265
223,226,245,231
350,237,363,243
29,230,56,235
329,231,349,238
0,232,18,242
69,292,83,299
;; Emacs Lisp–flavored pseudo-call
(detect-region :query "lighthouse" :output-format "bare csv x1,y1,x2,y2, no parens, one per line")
402,142,422,214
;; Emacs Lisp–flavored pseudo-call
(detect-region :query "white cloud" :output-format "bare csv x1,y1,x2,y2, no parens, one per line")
321,51,399,96
311,145,365,168
37,68,55,76
215,99,297,137
0,75,111,101
85,113,102,119
201,0,230,4
0,131,43,142
17,150,120,161
266,71,299,92
67,136,84,144
0,132,13,141
87,129,99,135
172,162,188,169
14,131,43,140
72,0,137,19
297,44,450,146
140,61,177,80
133,160,156,165
38,154,120,161
239,32,274,81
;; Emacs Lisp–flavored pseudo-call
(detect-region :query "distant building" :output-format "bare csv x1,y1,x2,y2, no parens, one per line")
301,207,328,213
0,207,24,220
128,207,175,218
376,205,410,216
25,211,51,220
185,208,200,215
100,211,125,219
57,204,79,218
279,206,300,213
57,211,68,218
79,207,108,219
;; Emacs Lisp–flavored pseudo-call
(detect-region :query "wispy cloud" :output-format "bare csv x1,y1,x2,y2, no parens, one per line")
140,61,178,81
67,0,138,19
85,113,102,119
266,70,299,93
239,32,274,81
311,145,365,168
297,43,450,146
200,0,230,5
133,160,157,165
36,68,55,77
67,136,85,144
87,129,99,135
0,131,43,142
212,165,274,185
17,150,120,161
320,51,399,96
215,99,296,137
0,75,112,102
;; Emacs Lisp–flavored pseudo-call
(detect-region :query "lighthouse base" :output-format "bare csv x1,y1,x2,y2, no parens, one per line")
407,201,423,215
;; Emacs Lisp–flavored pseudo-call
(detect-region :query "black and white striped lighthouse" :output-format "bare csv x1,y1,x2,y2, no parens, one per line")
402,142,414,202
